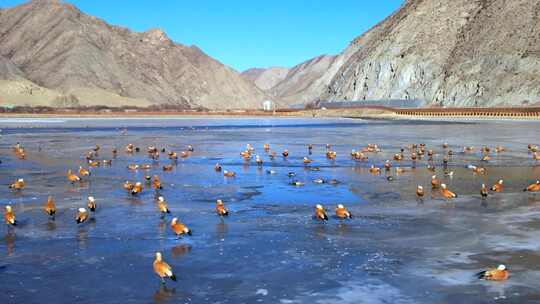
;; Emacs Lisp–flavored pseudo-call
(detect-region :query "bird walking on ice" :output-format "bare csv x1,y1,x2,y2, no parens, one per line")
153,252,177,284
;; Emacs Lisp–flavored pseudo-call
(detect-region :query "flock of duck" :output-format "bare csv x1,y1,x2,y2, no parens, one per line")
5,141,540,284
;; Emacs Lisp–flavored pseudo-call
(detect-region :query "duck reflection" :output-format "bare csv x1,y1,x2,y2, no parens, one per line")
171,244,192,258
216,219,227,240
46,219,57,231
77,228,88,250
153,285,175,303
4,231,15,256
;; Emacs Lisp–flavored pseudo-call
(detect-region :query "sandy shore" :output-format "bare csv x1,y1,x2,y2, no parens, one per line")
1,107,540,122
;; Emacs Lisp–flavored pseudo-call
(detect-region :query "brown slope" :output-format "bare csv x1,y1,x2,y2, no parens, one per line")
322,0,540,107
242,68,266,83
0,0,266,109
241,67,290,91
0,55,25,80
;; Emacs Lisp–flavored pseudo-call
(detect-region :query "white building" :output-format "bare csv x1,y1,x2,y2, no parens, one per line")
262,100,274,111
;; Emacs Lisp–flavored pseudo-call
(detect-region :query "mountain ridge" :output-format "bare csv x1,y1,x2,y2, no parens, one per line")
0,0,266,109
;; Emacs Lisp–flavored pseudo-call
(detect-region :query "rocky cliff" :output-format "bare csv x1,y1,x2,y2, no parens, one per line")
0,0,266,109
322,0,540,107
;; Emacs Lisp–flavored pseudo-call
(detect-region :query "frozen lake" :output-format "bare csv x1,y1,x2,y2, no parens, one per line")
0,117,539,303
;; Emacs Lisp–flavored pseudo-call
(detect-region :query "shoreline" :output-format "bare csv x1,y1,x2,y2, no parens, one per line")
1,108,540,122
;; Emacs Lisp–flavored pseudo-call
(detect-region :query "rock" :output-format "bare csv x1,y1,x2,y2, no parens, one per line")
321,0,540,107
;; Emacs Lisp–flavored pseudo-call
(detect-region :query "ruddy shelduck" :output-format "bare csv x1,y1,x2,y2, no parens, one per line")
153,252,176,283
369,165,381,174
335,204,352,219
87,196,96,212
170,217,192,237
431,175,440,189
223,170,236,177
67,170,81,183
4,205,16,226
75,208,88,224
524,181,540,192
440,184,457,199
131,182,142,195
314,204,328,221
157,196,170,216
476,264,509,281
416,186,424,198
44,196,56,217
490,180,503,192
123,181,134,192
79,166,90,176
152,175,163,190
480,184,488,198
9,178,25,190
215,199,229,216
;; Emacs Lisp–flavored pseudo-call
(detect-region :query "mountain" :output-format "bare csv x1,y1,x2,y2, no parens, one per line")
242,40,363,107
0,0,266,109
242,50,360,107
321,0,540,107
242,67,289,91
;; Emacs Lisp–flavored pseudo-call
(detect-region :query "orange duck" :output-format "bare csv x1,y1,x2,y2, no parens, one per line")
480,184,488,198
4,205,16,226
216,199,229,216
44,196,56,218
440,184,457,199
476,265,509,281
490,179,503,192
75,208,88,224
79,166,90,176
170,217,192,237
9,178,25,190
431,175,440,189
223,170,236,177
314,204,328,221
153,252,176,284
131,182,142,195
416,186,424,198
152,175,163,190
67,170,81,183
335,204,352,219
157,196,170,216
87,196,96,212
523,181,540,192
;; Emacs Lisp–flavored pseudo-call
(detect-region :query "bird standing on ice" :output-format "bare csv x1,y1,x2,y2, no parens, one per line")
440,184,457,199
4,205,16,226
153,252,177,284
215,200,229,216
490,180,503,192
75,208,88,224
87,196,97,212
157,196,170,217
44,196,56,218
335,204,352,219
170,217,192,237
314,204,328,221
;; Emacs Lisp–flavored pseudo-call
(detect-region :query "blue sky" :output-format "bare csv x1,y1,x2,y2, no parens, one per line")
0,0,403,71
